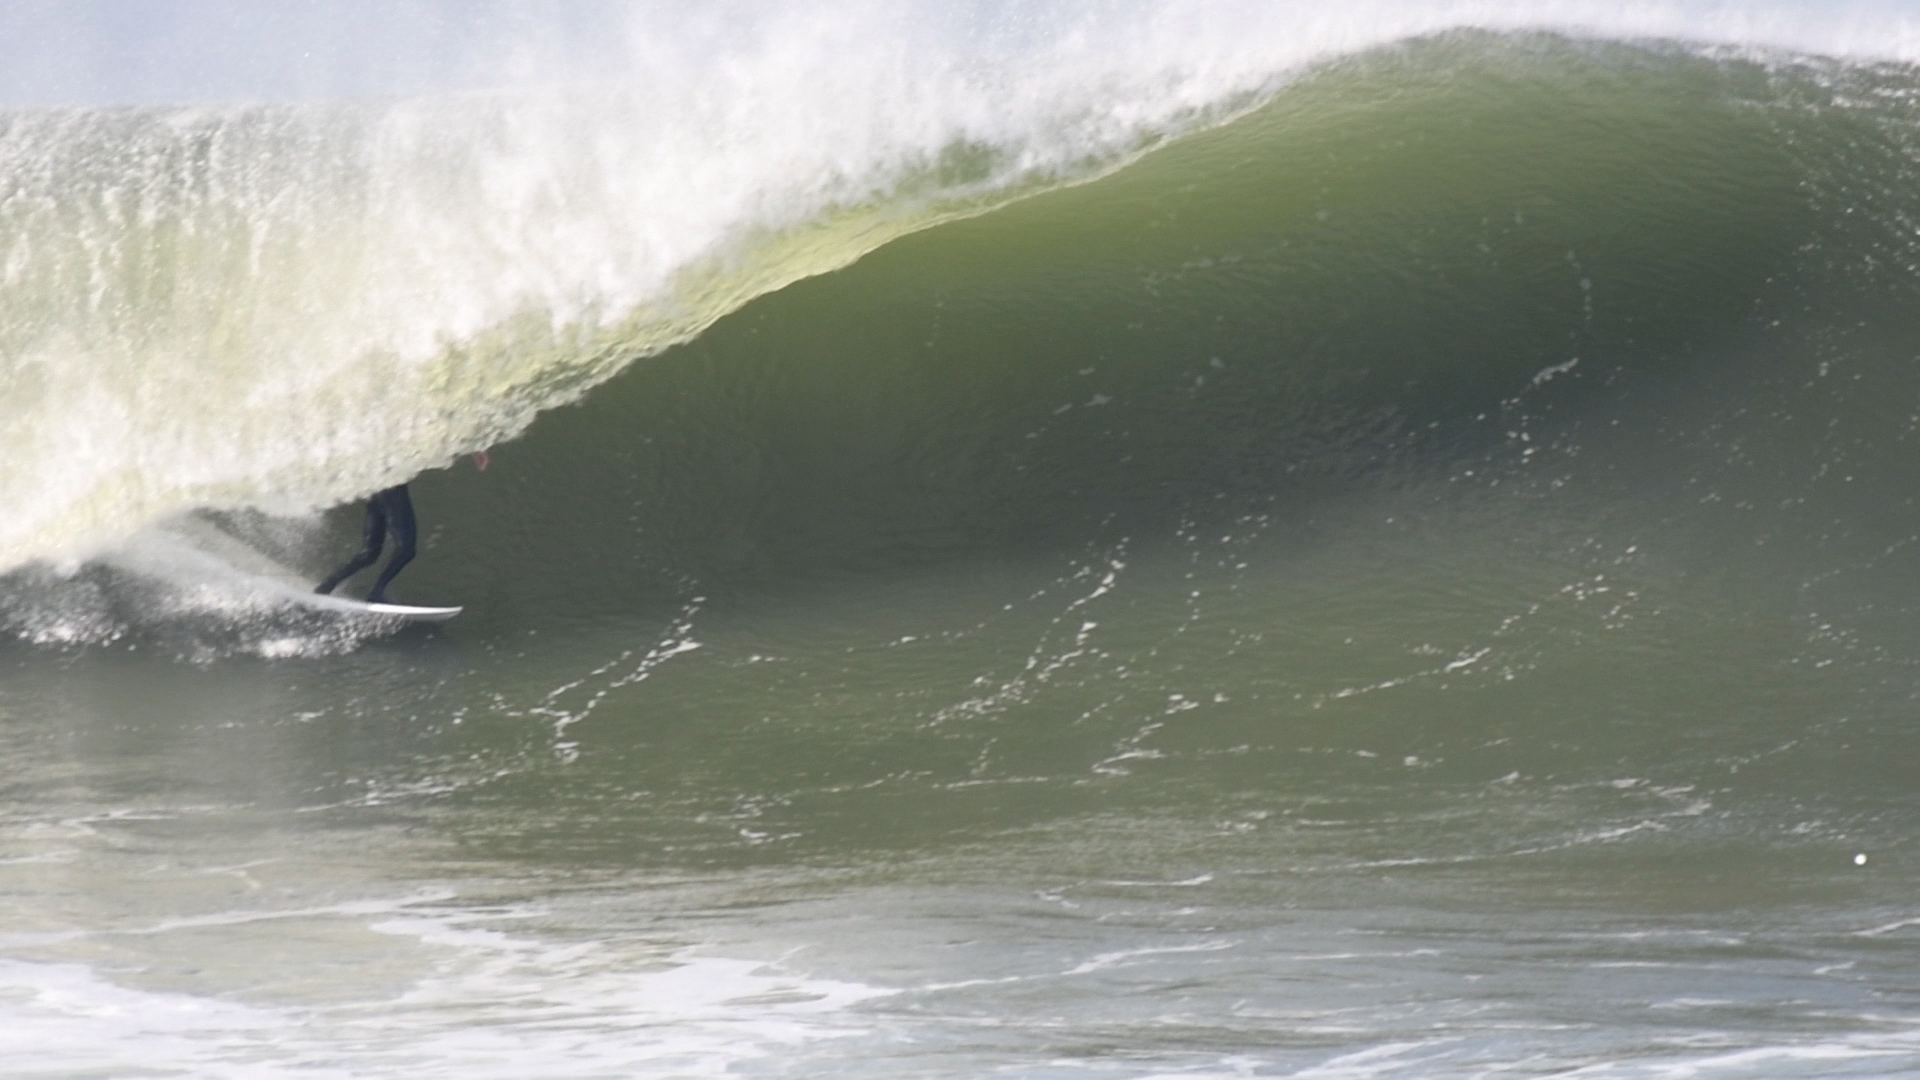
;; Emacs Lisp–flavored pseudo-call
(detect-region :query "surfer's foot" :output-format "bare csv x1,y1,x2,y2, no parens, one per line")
365,592,387,604
314,583,336,595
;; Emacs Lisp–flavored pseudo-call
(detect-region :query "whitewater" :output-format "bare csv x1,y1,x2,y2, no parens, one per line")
5,1,1920,1078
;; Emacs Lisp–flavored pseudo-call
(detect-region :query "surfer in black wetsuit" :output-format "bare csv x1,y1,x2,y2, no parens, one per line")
315,484,418,604
315,453,487,604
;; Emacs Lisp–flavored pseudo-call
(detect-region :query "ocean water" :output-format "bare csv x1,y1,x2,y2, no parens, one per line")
4,2,1920,1076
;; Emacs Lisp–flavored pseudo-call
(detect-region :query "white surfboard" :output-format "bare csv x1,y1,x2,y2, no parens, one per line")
297,591,463,622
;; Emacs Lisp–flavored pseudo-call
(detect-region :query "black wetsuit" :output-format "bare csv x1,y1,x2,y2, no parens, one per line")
315,484,417,603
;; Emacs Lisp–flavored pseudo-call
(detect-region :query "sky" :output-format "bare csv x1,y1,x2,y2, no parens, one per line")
0,0,633,106
6,1,1920,108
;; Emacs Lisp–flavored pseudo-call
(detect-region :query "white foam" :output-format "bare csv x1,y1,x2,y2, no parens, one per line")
0,518,405,656
0,900,894,1079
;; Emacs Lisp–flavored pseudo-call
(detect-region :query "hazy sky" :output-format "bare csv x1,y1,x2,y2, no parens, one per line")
5,0,1920,109
0,0,636,106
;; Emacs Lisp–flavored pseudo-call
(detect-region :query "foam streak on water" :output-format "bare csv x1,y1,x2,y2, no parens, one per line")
0,902,894,1079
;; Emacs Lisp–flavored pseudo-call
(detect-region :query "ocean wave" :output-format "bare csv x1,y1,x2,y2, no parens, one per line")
3,6,1920,615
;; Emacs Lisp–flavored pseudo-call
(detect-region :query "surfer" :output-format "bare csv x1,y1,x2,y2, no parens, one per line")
315,485,417,604
315,453,489,604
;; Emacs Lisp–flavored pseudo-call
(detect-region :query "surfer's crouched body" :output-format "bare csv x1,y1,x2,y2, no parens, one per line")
316,484,417,604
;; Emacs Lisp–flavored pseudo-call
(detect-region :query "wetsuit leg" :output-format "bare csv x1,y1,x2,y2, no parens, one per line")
364,485,417,604
316,495,389,595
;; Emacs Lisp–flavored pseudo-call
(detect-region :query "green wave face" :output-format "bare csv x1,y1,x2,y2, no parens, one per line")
229,35,1914,890
11,29,1920,643
413,34,1839,610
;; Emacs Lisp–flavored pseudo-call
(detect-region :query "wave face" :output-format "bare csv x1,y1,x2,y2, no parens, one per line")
288,31,1920,623
6,0,1920,574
